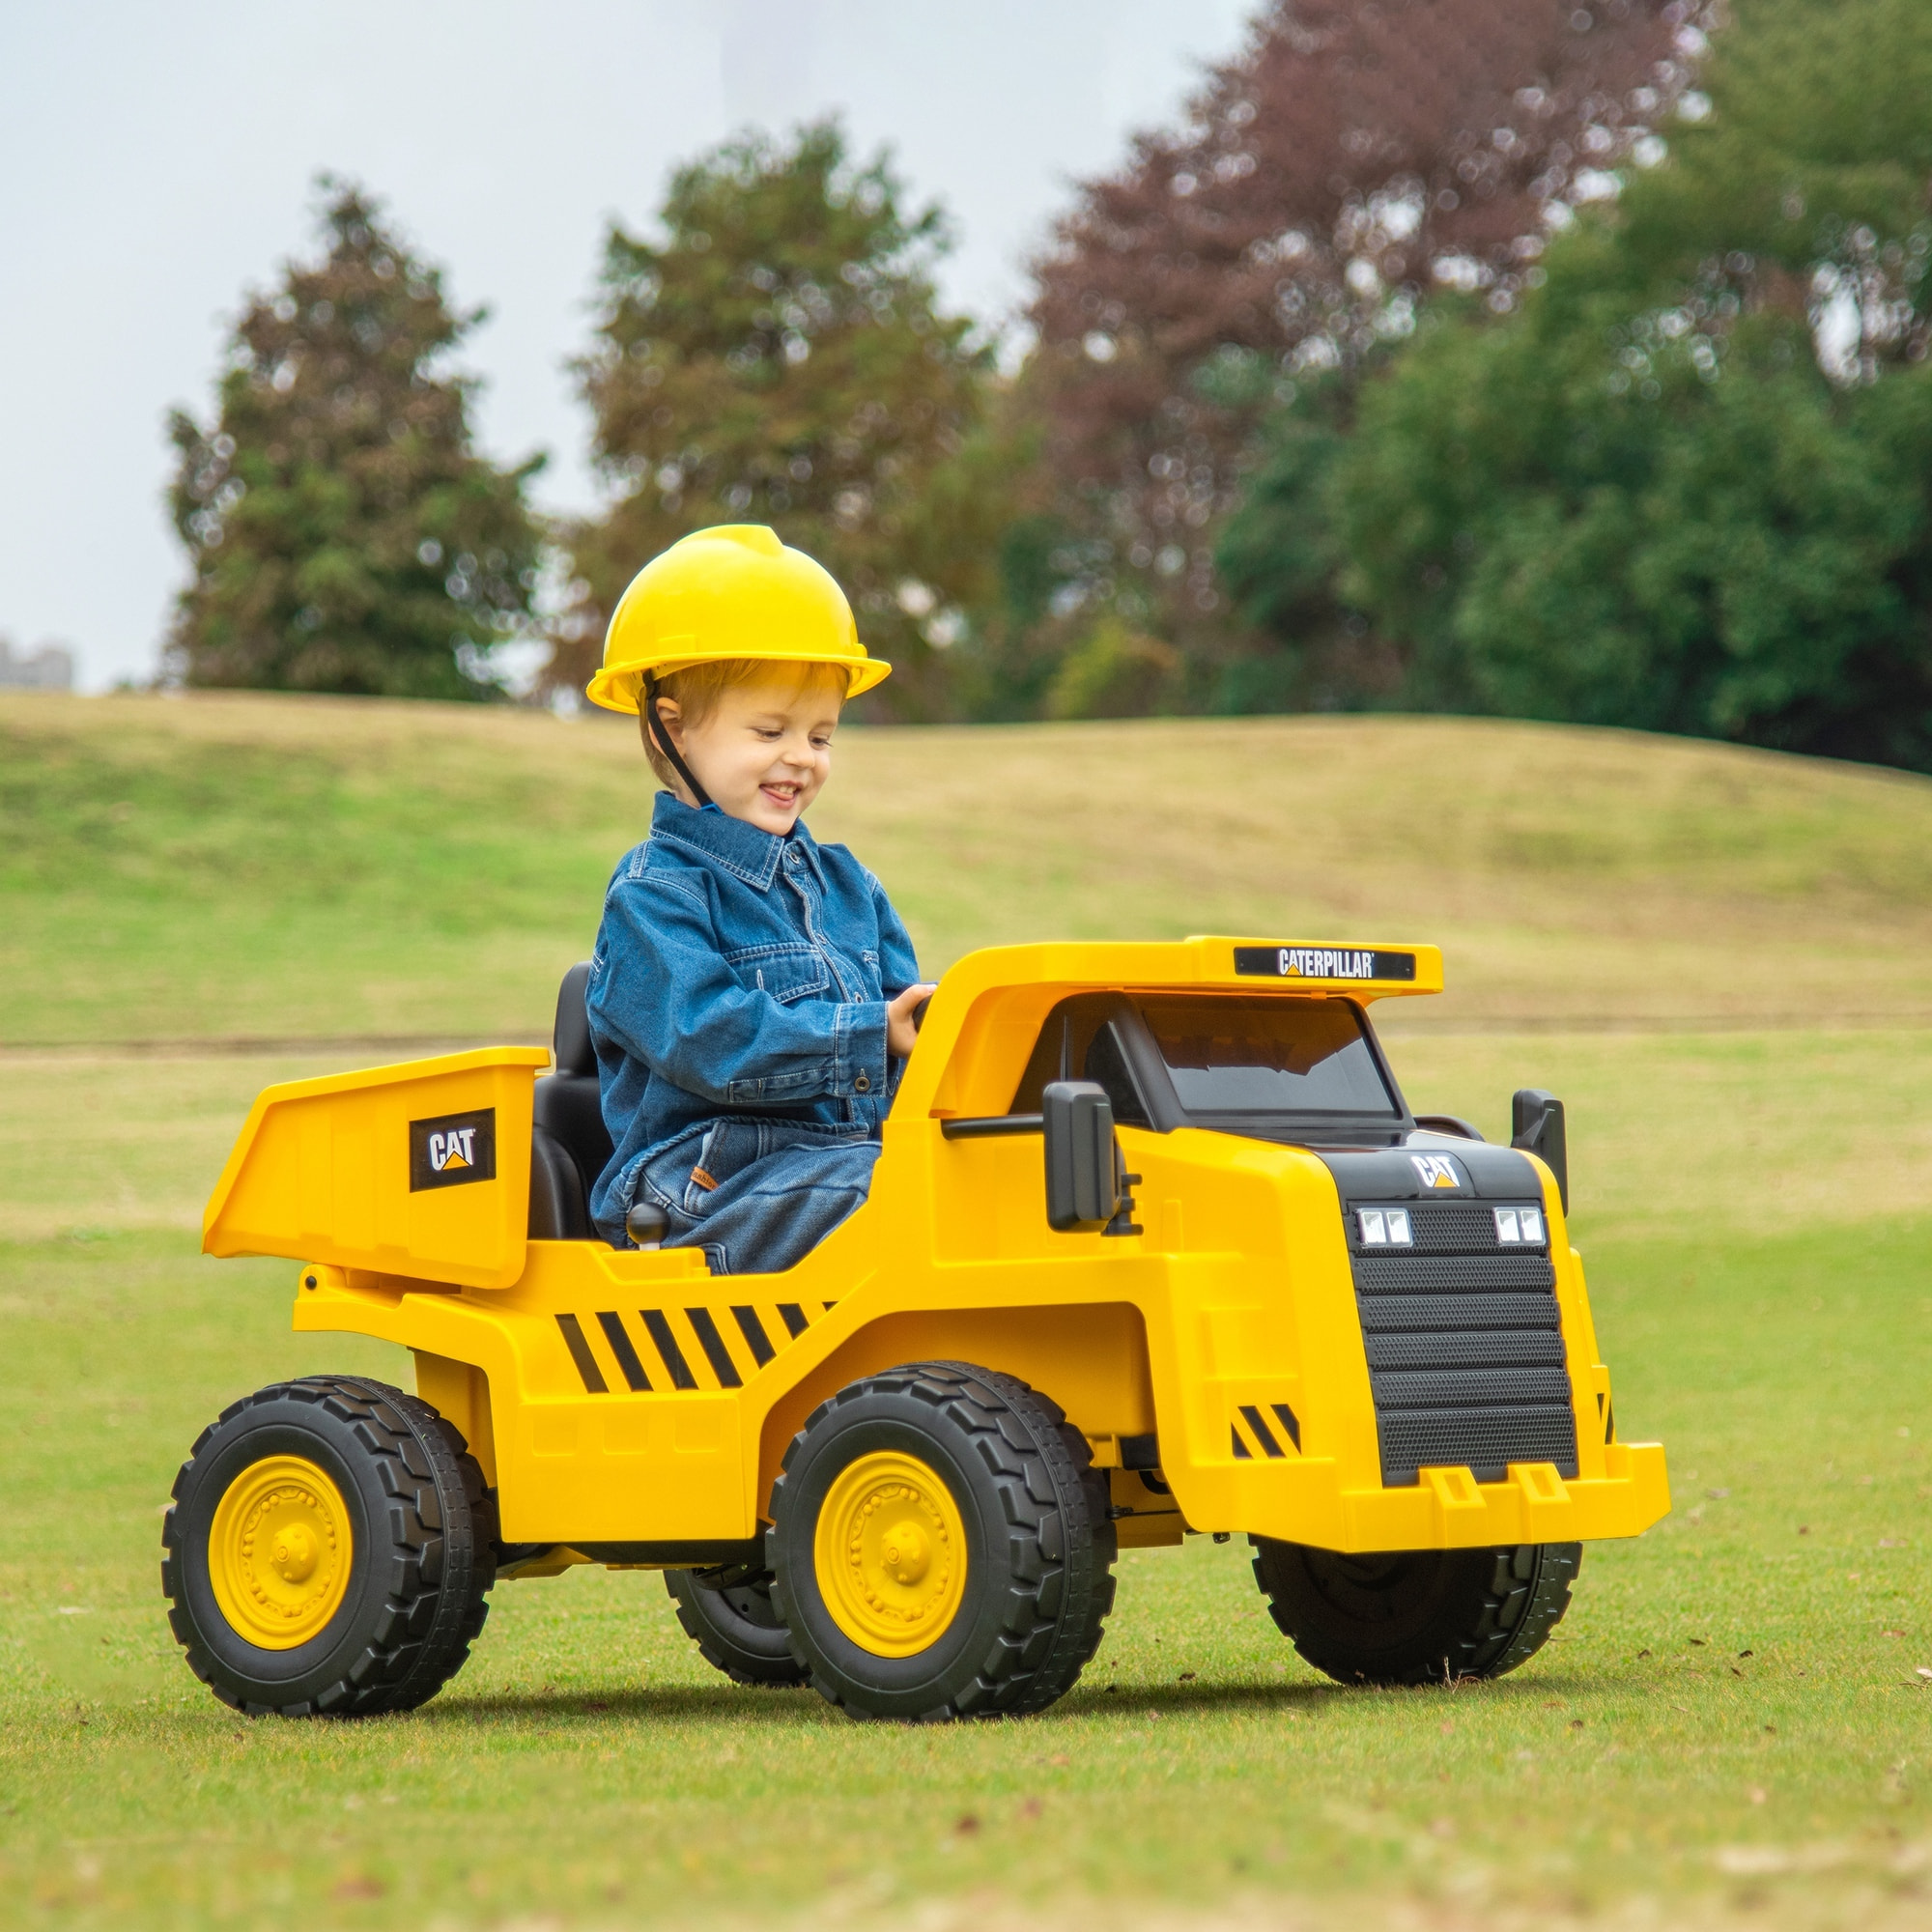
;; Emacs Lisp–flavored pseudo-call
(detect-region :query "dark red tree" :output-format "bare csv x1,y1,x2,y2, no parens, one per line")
1026,0,1710,683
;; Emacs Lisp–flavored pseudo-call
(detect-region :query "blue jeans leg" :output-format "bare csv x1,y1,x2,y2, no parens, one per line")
664,1138,880,1276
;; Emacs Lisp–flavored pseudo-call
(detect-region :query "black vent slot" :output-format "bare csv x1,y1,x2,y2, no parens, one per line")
1345,1196,1577,1486
1370,1367,1574,1409
1355,1253,1556,1295
1358,1293,1559,1334
1377,1406,1582,1488
1364,1328,1567,1372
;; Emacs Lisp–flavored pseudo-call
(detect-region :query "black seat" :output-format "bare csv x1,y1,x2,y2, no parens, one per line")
528,962,616,1241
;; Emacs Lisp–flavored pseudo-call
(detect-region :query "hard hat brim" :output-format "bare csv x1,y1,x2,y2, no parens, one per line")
585,650,892,715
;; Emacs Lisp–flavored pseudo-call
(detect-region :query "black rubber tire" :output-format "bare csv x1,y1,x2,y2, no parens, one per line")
1251,1539,1580,1687
161,1376,495,1717
767,1360,1116,1722
665,1563,809,1687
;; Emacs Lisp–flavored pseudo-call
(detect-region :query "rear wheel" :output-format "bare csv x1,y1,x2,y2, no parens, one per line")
1251,1539,1579,1686
665,1563,808,1687
768,1361,1115,1721
162,1376,494,1716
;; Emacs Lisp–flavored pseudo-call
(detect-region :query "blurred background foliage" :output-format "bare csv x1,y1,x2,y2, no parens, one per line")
164,0,1932,767
1220,0,1932,766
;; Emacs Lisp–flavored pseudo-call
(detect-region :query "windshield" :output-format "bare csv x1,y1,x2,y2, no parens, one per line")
1138,995,1401,1119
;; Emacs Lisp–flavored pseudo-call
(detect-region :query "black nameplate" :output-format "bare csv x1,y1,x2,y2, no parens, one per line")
1234,945,1417,982
410,1108,497,1191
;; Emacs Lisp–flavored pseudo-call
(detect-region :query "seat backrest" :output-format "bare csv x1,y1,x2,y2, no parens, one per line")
529,1125,593,1242
529,961,614,1241
553,959,597,1076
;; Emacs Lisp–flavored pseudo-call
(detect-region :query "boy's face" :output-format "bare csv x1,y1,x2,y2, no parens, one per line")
662,671,842,835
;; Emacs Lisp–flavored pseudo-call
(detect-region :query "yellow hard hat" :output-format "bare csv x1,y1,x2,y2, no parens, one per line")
585,524,891,715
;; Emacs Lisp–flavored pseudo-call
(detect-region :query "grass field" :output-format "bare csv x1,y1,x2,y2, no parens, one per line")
3,693,1930,1929
7,691,1932,1043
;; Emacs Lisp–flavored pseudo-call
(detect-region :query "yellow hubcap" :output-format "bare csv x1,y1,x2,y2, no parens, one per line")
814,1449,969,1658
207,1455,352,1649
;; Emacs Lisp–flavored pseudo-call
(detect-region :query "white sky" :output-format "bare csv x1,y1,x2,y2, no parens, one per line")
0,0,1256,691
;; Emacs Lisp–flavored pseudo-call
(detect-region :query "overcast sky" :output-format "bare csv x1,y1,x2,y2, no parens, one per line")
0,1,1257,691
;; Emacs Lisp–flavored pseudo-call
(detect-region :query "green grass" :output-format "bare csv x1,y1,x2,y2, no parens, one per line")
6,692,1932,1043
3,1031,1930,1928
3,1218,1928,1928
6,693,1932,1926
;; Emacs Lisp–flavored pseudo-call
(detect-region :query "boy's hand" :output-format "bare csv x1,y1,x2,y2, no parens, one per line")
886,983,939,1059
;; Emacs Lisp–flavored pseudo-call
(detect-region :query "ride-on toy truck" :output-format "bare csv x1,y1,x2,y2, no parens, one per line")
164,937,1668,1721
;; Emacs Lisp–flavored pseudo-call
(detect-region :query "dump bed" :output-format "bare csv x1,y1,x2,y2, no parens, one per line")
203,1046,549,1290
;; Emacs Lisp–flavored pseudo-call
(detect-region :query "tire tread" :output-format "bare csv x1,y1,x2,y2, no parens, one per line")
768,1359,1117,1721
1251,1537,1580,1687
665,1568,810,1689
161,1375,495,1718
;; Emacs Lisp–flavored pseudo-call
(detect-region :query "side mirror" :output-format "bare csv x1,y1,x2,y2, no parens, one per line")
1511,1089,1569,1214
1042,1080,1120,1231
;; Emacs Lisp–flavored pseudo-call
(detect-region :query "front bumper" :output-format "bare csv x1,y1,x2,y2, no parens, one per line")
1203,1442,1670,1552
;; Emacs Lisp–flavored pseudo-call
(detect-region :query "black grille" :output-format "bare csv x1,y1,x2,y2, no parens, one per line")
1344,1196,1577,1486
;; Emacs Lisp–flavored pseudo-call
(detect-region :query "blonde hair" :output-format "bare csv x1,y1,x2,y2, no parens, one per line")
639,657,848,788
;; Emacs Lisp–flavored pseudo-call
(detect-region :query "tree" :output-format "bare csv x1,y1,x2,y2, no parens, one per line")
166,183,544,699
558,122,995,720
1023,0,1701,707
1333,263,1932,762
1221,0,1932,767
1208,375,1388,712
1614,0,1932,378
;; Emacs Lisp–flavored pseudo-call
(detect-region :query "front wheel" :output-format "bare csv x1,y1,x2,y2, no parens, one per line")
1251,1539,1579,1686
768,1361,1116,1721
161,1377,495,1716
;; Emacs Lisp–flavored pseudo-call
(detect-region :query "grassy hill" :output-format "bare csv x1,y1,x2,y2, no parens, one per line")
6,690,1932,1928
5,691,1931,1046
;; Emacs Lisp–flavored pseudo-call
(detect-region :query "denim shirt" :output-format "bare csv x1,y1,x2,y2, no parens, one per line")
585,791,922,1243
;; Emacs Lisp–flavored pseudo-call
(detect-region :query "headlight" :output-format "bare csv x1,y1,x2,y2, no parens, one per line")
1359,1208,1412,1245
1494,1206,1545,1244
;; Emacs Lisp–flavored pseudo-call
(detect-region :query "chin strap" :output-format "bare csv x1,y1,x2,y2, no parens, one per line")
641,672,714,810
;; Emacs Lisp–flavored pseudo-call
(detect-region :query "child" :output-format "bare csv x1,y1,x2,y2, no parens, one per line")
582,524,935,1274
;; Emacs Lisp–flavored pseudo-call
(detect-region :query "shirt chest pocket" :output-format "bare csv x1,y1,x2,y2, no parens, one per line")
725,942,830,1005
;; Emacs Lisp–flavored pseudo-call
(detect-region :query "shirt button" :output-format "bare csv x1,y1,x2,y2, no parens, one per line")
854,1072,870,1093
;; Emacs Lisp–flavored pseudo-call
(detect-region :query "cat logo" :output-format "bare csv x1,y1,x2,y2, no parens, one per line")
410,1108,497,1192
432,1128,478,1171
1409,1152,1464,1191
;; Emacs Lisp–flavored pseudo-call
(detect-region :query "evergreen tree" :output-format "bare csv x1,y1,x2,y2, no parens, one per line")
165,183,543,699
560,122,994,720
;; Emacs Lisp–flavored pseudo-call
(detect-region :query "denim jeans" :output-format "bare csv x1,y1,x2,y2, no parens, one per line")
635,1117,880,1277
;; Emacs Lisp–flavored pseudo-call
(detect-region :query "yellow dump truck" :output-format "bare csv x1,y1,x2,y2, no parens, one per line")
163,937,1668,1721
